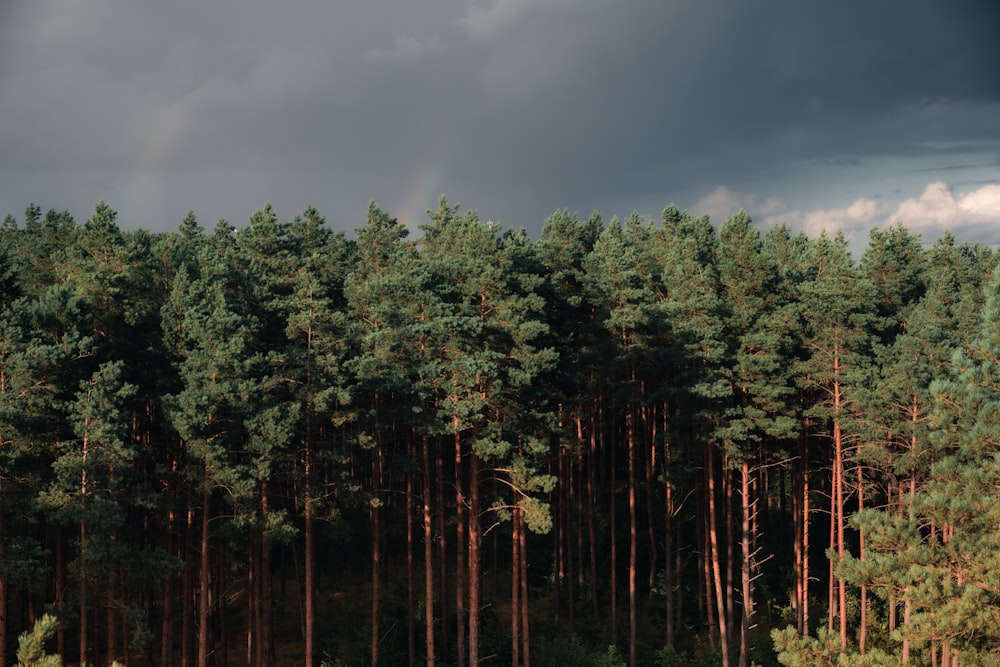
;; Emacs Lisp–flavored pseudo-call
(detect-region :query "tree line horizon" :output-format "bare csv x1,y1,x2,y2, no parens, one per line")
0,197,997,667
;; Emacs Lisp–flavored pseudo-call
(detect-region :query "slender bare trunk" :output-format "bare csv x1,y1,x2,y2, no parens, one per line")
610,427,618,645
304,449,316,667
724,464,735,663
858,464,867,655
468,453,481,667
664,417,675,646
833,370,847,652
371,446,382,667
801,430,810,636
198,478,210,667
627,405,638,667
436,439,448,654
56,529,66,658
454,429,467,667
519,506,530,667
422,435,436,667
161,511,176,667
407,436,417,667
512,505,521,667
0,504,5,666
588,406,599,622
707,446,730,667
262,486,273,667
739,461,753,667
181,508,194,667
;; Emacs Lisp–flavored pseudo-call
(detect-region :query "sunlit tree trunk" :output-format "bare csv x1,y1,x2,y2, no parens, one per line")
707,446,730,667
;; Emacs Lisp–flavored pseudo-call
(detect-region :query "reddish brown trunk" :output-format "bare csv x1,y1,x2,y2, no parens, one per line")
724,463,735,661
468,453,481,667
304,455,316,667
833,370,847,652
161,511,176,667
436,440,448,653
519,506,531,667
454,429,467,667
610,429,618,644
262,486,273,667
512,505,521,667
739,461,753,667
198,479,210,667
707,447,730,667
182,508,195,667
371,445,383,667
587,406,599,622
858,464,867,655
0,516,5,667
627,405,638,667
664,415,675,646
406,436,417,667
80,520,88,667
422,435,436,667
56,529,66,658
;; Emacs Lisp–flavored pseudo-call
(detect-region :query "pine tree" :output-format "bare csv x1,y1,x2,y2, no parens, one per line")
15,613,63,667
716,210,798,667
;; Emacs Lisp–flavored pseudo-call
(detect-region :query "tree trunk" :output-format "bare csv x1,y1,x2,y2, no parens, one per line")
436,440,448,655
0,501,5,667
707,446,730,667
161,511,176,667
198,478,210,667
80,520,88,667
724,463,735,664
610,427,618,646
627,404,638,667
182,508,194,667
304,446,316,667
519,505,530,667
422,435,436,667
801,425,810,637
512,504,521,667
407,436,417,667
664,416,675,646
454,429,467,667
858,464,867,655
587,406,599,622
739,461,753,667
262,485,273,667
467,453,481,667
371,445,383,667
57,529,66,659
833,369,847,652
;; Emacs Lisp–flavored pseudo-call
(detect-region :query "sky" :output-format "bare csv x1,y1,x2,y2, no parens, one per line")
1,1,999,255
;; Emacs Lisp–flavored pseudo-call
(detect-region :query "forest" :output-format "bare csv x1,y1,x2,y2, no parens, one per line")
0,197,998,667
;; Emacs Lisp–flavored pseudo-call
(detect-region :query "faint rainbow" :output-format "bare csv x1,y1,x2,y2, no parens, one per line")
395,165,441,229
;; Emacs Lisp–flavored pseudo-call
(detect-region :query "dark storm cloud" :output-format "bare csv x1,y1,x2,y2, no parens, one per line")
0,0,997,240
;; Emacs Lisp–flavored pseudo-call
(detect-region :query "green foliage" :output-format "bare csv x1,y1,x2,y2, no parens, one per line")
3,196,1000,667
15,613,62,667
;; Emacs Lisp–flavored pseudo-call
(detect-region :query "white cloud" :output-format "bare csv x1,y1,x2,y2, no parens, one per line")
888,181,1000,231
800,197,888,239
364,34,446,63
691,185,784,224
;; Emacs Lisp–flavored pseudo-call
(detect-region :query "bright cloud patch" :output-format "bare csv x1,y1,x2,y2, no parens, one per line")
889,181,1000,231
800,197,888,238
692,186,784,224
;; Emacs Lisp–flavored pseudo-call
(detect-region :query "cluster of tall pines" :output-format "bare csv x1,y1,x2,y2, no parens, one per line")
0,197,997,667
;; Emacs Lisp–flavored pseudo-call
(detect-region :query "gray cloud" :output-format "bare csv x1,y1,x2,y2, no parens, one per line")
1,0,997,243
